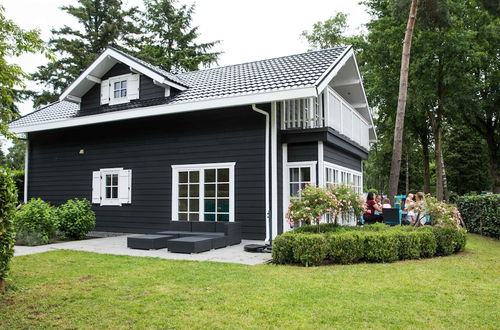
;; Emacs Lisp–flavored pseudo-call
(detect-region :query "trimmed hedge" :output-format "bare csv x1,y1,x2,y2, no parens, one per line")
456,195,499,238
0,168,18,288
272,225,467,266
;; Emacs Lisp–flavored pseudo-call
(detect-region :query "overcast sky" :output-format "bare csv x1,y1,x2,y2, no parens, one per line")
2,0,370,149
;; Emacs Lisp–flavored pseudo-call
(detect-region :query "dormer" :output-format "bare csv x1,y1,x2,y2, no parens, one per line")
59,47,188,107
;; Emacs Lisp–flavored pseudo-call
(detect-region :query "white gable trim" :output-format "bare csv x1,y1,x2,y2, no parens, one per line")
59,48,186,102
11,86,317,133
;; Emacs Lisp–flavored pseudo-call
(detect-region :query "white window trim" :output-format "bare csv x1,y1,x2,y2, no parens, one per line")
100,167,123,206
323,161,363,194
109,73,132,105
284,160,317,224
171,162,236,222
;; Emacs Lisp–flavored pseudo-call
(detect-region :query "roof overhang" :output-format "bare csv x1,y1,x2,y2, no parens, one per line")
10,86,318,134
59,48,187,103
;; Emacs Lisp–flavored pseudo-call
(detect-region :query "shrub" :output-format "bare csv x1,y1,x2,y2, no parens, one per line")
394,231,421,260
415,230,437,258
14,198,57,246
326,232,363,264
292,234,328,267
431,227,459,256
57,198,95,240
453,229,467,252
272,233,297,264
456,194,500,238
361,232,399,263
0,168,18,291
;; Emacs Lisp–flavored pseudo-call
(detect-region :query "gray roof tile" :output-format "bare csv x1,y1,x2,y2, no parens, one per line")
11,46,349,128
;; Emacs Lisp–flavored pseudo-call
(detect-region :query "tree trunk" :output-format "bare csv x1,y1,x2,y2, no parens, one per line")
434,125,444,200
388,0,419,203
420,133,431,193
0,278,5,294
405,151,409,195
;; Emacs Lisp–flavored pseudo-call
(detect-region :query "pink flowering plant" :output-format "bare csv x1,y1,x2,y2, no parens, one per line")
326,184,366,223
423,196,465,230
287,184,339,232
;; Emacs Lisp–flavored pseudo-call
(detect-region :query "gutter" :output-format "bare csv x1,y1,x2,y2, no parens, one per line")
251,104,271,243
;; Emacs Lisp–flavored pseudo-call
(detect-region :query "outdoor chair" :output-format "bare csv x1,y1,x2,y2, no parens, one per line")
382,208,401,226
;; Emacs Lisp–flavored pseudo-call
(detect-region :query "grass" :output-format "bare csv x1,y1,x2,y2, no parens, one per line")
1,234,499,329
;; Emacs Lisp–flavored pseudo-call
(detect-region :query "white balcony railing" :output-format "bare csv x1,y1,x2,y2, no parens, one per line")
281,86,370,150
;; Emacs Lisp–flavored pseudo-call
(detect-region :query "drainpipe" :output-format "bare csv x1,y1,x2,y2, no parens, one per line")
252,104,271,243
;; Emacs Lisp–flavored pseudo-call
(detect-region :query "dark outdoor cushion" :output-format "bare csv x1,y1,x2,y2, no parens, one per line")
191,232,225,237
215,222,226,233
127,234,172,250
155,230,193,238
167,236,213,253
169,221,192,231
191,221,216,232
383,208,400,225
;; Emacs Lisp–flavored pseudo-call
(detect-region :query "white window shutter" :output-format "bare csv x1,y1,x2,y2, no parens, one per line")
128,74,140,100
100,79,110,105
92,171,101,203
118,169,132,204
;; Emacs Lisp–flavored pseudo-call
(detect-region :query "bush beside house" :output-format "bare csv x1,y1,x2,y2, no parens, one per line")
0,168,18,293
14,198,96,246
272,224,467,266
456,195,500,238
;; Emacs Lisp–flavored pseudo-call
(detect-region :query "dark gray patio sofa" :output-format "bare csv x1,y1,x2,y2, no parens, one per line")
127,221,241,252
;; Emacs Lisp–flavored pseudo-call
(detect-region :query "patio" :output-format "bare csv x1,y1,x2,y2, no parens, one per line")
14,235,271,265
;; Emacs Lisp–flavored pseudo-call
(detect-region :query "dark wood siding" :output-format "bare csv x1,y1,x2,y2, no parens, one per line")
323,143,362,171
287,142,318,162
27,106,267,239
80,63,167,113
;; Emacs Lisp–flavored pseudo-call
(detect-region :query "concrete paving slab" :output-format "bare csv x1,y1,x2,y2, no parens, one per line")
14,235,272,265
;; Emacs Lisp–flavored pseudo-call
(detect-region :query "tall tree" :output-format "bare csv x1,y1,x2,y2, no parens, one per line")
0,6,47,136
301,12,350,49
31,0,140,107
4,139,26,171
387,0,419,202
137,0,221,73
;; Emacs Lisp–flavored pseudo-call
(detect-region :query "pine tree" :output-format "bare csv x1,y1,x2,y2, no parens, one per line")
137,0,221,73
31,0,140,107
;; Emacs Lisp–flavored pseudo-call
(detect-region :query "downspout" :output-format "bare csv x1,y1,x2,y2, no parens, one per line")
24,140,29,203
252,104,271,243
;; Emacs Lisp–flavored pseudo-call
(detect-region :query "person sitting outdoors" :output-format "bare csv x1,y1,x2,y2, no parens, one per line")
382,198,392,209
363,192,383,224
404,193,416,225
414,192,427,226
374,195,383,215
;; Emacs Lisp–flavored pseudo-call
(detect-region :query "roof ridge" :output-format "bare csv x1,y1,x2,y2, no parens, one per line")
177,46,350,76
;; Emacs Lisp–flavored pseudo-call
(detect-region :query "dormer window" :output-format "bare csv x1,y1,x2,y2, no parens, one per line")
101,73,139,106
113,80,127,99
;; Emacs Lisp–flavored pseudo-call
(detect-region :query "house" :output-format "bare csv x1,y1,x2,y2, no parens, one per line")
10,46,376,241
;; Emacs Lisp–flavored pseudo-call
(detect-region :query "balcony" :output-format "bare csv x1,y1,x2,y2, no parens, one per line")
281,86,370,150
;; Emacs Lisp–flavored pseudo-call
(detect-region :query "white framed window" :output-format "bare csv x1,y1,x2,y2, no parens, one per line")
285,161,317,200
101,73,140,105
324,161,362,195
92,168,132,206
172,162,235,222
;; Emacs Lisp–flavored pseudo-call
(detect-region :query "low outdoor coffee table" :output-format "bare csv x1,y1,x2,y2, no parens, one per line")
167,236,213,253
127,234,173,250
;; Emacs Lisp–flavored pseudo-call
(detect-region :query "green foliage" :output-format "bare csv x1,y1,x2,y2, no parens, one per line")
291,234,328,267
325,232,363,264
14,198,57,245
0,167,18,281
0,5,48,136
3,139,26,171
361,231,399,263
301,12,350,50
138,0,221,73
31,0,140,106
57,198,95,240
273,224,466,266
287,185,339,227
456,194,500,238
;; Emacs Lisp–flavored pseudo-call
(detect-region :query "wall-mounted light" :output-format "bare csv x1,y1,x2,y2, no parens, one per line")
79,149,85,155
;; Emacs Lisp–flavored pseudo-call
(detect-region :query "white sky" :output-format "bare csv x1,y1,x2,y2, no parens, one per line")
1,0,370,150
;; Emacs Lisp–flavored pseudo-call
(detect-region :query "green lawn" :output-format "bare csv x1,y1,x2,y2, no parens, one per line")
1,234,499,329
